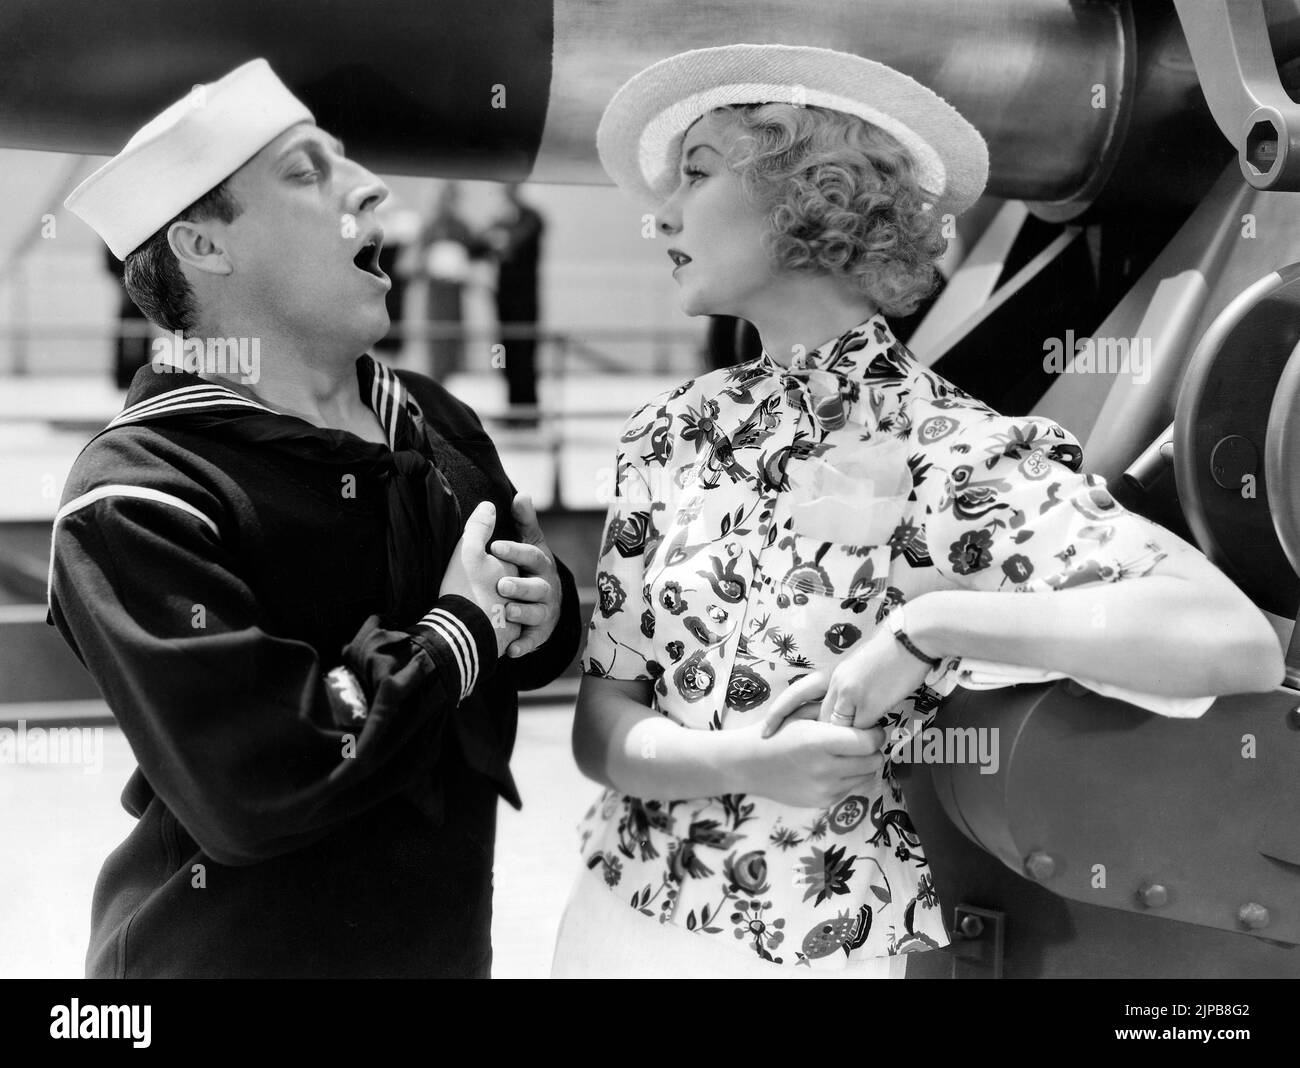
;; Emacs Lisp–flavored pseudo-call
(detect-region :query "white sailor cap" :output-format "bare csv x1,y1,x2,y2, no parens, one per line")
64,58,314,259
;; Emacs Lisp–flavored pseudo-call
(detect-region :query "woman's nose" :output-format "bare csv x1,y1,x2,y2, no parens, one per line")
656,194,682,237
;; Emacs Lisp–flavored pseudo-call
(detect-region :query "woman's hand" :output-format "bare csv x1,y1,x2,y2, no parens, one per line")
761,628,931,736
733,718,886,810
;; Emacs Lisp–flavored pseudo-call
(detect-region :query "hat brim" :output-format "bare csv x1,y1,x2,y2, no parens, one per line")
596,43,989,216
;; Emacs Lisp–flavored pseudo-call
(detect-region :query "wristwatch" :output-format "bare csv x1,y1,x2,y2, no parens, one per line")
886,604,941,669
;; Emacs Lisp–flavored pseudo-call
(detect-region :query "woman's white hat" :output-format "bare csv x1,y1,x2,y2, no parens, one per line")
597,43,989,215
65,59,314,259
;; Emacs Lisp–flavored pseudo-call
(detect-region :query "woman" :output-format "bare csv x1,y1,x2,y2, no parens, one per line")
553,44,1283,978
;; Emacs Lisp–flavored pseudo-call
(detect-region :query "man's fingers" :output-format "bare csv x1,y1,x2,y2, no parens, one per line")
461,501,496,554
489,540,551,574
760,672,829,738
511,492,546,546
506,637,539,659
497,575,550,602
505,602,548,626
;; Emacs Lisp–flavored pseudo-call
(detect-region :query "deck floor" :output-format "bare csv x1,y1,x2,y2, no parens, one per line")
0,703,591,978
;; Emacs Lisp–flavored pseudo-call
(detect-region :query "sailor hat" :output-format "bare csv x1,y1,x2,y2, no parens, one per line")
597,43,988,215
65,58,314,259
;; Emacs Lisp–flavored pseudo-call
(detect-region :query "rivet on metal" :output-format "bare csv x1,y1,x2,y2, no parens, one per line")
1137,883,1168,908
1238,902,1270,929
1024,850,1056,881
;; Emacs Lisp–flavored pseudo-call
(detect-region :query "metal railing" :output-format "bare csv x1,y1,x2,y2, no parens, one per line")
0,319,703,376
0,321,711,512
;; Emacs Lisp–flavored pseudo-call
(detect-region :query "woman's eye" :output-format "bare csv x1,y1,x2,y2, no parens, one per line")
682,167,707,185
290,168,320,181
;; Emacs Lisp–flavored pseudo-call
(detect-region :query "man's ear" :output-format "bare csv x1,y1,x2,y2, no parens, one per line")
167,219,233,276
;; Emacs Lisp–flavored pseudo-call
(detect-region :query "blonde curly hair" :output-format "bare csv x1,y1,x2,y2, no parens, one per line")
712,103,947,317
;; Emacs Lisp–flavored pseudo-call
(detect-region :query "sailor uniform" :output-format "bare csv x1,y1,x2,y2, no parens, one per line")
47,356,581,977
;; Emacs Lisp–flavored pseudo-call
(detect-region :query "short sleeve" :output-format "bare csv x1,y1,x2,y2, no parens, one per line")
909,397,1168,593
581,400,672,681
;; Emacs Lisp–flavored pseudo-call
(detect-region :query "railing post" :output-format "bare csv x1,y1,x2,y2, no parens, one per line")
550,330,565,510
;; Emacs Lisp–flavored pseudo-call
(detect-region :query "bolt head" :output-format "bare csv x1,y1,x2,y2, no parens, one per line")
1024,850,1056,881
1287,706,1300,731
1138,883,1168,908
1238,902,1270,930
958,913,984,939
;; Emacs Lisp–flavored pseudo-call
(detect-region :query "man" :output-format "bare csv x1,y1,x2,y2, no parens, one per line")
49,59,581,978
484,183,544,418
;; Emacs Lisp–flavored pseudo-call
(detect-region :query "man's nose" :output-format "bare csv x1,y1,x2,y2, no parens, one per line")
346,165,389,217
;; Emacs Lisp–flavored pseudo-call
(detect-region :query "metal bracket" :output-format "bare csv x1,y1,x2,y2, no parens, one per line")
1173,0,1300,189
948,903,1005,979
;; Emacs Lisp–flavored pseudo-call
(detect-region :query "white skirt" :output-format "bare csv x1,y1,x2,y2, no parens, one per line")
551,866,911,980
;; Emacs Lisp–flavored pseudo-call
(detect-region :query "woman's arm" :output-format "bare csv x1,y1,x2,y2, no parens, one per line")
907,525,1283,697
573,676,744,798
573,675,884,807
764,519,1284,736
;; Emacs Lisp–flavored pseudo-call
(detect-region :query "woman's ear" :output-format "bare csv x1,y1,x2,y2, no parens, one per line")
167,219,233,276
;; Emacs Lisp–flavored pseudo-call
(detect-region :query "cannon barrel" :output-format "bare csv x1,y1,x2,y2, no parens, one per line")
0,0,1289,218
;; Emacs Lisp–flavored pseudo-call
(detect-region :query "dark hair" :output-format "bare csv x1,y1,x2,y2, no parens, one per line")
122,180,242,335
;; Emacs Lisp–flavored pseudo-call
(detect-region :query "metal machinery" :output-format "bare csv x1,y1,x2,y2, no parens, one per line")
2,0,1299,976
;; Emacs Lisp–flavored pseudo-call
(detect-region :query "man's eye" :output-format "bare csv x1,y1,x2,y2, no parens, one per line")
290,168,320,181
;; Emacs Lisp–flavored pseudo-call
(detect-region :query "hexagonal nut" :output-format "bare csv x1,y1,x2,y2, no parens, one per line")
1024,850,1056,881
1238,902,1270,930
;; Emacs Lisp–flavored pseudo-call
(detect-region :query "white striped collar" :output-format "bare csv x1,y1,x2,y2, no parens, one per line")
106,383,278,430
107,355,413,450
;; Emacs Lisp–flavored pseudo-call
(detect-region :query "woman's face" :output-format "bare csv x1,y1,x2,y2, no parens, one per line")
656,112,776,319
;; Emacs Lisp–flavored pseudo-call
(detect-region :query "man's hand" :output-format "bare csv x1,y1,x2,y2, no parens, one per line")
439,501,521,657
489,493,561,658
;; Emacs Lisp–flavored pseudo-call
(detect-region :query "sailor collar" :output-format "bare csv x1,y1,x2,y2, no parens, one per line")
107,353,418,452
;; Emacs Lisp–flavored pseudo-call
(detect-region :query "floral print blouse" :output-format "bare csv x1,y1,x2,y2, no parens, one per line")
578,314,1168,971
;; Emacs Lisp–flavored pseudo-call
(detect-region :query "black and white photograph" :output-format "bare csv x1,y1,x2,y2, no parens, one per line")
0,0,1295,1036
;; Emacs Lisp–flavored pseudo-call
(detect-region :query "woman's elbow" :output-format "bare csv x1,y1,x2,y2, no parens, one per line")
1227,631,1285,694
1202,604,1285,695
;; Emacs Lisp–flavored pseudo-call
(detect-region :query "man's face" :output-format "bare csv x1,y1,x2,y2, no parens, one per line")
213,123,391,354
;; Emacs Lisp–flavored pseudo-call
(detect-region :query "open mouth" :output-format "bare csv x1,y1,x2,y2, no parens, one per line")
667,248,692,269
352,230,388,283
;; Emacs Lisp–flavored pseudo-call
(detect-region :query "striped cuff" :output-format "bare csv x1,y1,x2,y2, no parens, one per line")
409,595,498,702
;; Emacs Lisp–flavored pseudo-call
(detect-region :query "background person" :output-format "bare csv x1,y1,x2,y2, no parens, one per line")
483,182,544,421
418,180,482,377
